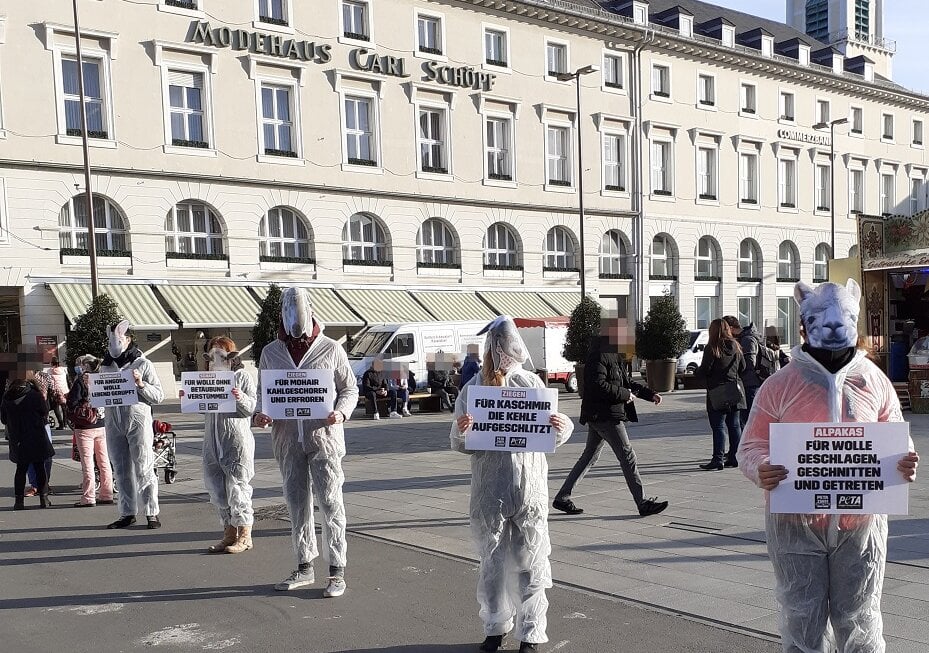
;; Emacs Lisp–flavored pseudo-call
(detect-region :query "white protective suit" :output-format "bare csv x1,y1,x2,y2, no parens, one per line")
738,281,914,653
257,289,358,570
202,356,257,528
102,321,165,519
449,316,573,645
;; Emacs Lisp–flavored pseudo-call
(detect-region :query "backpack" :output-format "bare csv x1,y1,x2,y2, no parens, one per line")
755,344,779,382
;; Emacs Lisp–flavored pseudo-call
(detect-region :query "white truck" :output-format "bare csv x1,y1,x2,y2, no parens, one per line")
514,317,577,392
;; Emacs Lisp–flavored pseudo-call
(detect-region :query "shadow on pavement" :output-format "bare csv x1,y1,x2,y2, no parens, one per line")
0,585,277,611
331,646,479,653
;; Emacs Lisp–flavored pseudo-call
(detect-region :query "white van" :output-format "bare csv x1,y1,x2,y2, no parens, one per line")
347,321,488,391
677,329,710,377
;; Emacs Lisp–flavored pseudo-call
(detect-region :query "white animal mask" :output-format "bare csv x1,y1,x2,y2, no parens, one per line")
106,320,132,359
281,287,313,338
204,347,239,371
794,279,861,351
477,315,530,371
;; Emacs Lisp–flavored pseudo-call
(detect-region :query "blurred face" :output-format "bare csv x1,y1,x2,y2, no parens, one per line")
372,357,384,372
599,317,634,355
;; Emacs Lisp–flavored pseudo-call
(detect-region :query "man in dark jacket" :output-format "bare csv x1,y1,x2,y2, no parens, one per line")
723,316,763,427
361,356,399,420
1,379,55,510
552,327,669,517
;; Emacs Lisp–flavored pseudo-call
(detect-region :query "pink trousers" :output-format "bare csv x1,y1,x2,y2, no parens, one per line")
75,427,114,504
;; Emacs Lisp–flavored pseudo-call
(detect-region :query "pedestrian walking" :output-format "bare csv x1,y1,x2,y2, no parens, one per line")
68,355,114,507
552,319,668,517
2,379,55,510
26,371,55,495
697,318,746,471
48,358,69,429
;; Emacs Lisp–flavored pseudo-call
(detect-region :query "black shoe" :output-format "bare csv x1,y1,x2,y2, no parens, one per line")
519,643,540,653
479,635,504,652
724,458,738,468
13,496,24,511
39,494,51,508
699,461,724,471
552,497,583,515
638,498,669,517
107,516,136,529
146,516,162,530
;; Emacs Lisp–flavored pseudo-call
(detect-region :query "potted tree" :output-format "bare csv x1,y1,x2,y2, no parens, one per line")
635,294,690,393
563,296,602,396
252,283,282,364
65,293,123,369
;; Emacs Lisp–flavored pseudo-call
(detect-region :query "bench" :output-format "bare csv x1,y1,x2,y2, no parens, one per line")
362,391,443,416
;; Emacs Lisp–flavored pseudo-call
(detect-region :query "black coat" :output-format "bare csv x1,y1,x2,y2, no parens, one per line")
697,341,747,410
580,337,656,425
1,384,55,465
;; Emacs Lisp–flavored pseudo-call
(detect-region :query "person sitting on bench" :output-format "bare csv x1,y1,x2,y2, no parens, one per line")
361,356,401,420
427,354,459,412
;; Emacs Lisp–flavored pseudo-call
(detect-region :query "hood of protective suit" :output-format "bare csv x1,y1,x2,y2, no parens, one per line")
794,279,861,351
477,315,530,371
281,287,314,339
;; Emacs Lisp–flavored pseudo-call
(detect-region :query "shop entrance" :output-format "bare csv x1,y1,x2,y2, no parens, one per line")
0,287,22,391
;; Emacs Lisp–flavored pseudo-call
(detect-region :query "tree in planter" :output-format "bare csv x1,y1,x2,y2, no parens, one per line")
251,283,282,363
635,293,690,392
563,297,602,394
65,293,124,369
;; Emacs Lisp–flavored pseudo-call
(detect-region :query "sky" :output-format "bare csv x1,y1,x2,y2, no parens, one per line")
706,0,927,95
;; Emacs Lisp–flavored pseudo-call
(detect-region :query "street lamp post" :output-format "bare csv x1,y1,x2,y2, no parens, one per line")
813,117,849,262
557,65,599,300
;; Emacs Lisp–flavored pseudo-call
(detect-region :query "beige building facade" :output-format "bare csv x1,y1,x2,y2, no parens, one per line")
0,0,928,381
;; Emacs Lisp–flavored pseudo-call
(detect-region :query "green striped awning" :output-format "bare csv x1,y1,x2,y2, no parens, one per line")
411,291,496,322
477,291,561,319
251,287,363,327
335,288,436,324
156,285,260,329
49,283,177,330
536,292,592,317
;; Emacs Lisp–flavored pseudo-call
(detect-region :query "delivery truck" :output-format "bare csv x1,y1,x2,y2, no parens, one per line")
514,317,577,392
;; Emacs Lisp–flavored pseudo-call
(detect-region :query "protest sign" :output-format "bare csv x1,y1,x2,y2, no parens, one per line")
261,369,334,420
465,385,558,453
180,371,236,413
88,371,138,408
770,422,910,515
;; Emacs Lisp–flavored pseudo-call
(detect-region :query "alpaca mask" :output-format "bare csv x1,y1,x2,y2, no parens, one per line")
793,279,861,351
203,347,239,372
281,287,313,339
107,320,132,359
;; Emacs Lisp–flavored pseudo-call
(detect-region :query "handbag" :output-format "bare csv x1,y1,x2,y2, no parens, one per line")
68,400,99,429
708,380,744,411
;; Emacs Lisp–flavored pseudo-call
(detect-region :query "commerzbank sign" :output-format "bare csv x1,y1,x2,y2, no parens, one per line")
777,128,832,147
187,21,497,92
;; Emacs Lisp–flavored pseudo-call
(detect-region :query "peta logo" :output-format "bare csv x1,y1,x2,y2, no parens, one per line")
508,436,527,448
297,408,312,416
814,494,831,510
837,494,863,510
494,437,506,447
207,403,218,411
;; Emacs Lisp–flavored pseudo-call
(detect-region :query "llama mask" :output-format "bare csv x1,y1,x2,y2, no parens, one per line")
107,320,132,359
794,279,861,351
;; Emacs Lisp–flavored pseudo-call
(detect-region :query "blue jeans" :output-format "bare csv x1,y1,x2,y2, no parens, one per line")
706,406,742,464
740,384,760,429
28,459,53,488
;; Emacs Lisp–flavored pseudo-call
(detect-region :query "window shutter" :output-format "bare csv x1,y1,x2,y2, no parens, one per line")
168,70,203,89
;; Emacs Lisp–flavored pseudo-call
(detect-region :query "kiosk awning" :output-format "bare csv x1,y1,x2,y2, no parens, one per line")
156,285,261,329
535,292,591,317
251,287,364,327
411,291,496,322
49,283,177,330
477,292,562,319
335,289,435,324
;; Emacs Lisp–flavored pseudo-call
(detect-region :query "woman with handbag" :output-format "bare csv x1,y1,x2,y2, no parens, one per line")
697,318,746,471
67,355,114,507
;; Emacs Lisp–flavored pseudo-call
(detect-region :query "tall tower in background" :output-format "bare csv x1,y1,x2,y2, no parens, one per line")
787,0,895,79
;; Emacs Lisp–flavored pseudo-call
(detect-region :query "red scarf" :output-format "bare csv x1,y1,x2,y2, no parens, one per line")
278,320,321,365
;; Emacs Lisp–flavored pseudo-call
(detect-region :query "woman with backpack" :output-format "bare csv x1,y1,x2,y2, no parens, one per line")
67,355,114,507
697,318,746,471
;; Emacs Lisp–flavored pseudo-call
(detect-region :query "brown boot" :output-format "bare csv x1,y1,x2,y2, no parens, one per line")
225,525,253,554
208,525,237,553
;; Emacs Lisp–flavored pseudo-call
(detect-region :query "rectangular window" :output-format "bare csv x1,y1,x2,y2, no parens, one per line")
740,83,756,114
695,297,715,330
62,56,107,138
344,96,376,166
911,178,922,215
779,158,796,208
738,297,760,329
260,84,295,157
740,152,758,204
546,42,567,77
815,164,831,211
779,91,795,121
698,74,715,106
603,133,625,191
258,0,288,25
485,116,512,180
777,297,799,348
164,0,198,8
418,107,447,174
417,14,443,55
168,70,207,147
342,0,369,40
881,172,895,214
652,64,670,98
484,28,507,66
850,169,864,213
603,54,623,89
697,147,717,199
882,113,895,140
855,0,870,39
816,99,830,124
651,141,672,195
913,119,923,146
851,107,863,134
546,125,571,186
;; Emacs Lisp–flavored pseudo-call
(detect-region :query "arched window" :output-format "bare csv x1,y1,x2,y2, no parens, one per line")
59,194,129,254
738,239,762,280
417,219,458,267
483,222,521,269
599,230,630,277
694,236,720,279
342,212,388,264
259,206,313,262
165,201,224,256
650,233,677,278
777,240,800,281
544,226,578,271
814,243,831,282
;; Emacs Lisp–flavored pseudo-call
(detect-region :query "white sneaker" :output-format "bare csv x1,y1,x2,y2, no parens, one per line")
388,411,402,419
401,409,411,417
323,576,346,598
274,567,315,591
372,412,380,420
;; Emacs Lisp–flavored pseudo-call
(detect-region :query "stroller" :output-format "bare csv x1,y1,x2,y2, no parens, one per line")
152,420,178,484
